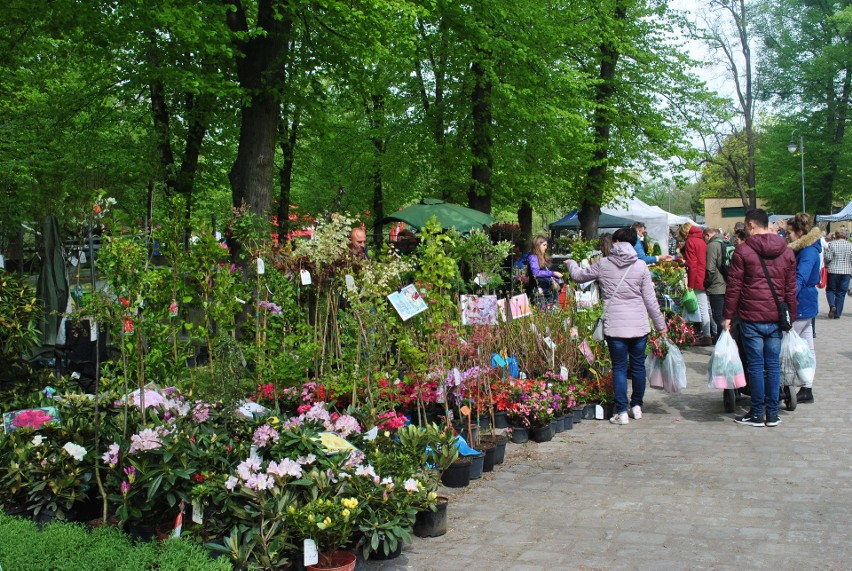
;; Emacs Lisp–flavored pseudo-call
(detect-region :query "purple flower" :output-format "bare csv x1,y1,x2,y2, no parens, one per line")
121,481,131,495
101,443,120,466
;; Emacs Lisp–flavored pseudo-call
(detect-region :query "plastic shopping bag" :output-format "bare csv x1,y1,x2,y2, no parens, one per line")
660,340,687,393
780,330,815,387
645,354,664,389
707,330,747,389
682,289,699,313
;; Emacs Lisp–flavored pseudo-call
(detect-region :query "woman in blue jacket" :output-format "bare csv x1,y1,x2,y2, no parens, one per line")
527,235,563,307
786,213,821,403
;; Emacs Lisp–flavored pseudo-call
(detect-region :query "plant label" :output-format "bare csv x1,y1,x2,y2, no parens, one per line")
460,405,471,417
80,252,87,264
257,258,265,275
303,539,319,566
70,256,78,267
192,498,203,524
301,269,312,285
560,366,569,380
0,254,4,268
595,404,604,420
543,336,555,350
90,321,98,341
570,327,579,339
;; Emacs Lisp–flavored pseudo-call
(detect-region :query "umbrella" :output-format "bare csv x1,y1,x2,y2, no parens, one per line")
379,198,494,233
549,209,636,231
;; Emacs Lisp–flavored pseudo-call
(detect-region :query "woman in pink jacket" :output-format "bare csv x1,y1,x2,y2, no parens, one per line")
566,228,668,425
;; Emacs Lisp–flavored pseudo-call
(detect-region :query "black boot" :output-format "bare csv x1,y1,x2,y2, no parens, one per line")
796,387,814,403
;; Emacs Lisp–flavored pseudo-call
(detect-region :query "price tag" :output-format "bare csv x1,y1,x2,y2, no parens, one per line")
257,258,265,275
303,539,319,566
300,270,312,285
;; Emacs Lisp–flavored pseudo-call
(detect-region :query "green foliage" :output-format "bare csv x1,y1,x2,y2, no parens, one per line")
0,269,42,362
0,513,230,571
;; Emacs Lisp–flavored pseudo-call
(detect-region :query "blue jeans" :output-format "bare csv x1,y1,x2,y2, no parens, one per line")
826,273,851,317
606,336,648,414
739,321,782,418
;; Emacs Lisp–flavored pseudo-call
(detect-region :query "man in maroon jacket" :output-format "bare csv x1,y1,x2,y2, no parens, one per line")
722,209,797,428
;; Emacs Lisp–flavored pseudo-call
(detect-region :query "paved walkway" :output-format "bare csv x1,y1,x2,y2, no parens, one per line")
365,296,852,570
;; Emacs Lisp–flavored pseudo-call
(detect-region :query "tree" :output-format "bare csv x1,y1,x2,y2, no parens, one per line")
754,0,852,213
691,0,759,210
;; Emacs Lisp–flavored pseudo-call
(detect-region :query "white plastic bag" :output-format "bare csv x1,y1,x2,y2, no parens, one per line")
780,330,815,387
645,354,664,389
707,330,747,389
647,340,686,393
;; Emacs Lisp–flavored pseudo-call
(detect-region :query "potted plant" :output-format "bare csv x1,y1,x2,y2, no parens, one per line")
287,496,361,570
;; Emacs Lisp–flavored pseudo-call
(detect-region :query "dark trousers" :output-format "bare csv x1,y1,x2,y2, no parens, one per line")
708,293,726,341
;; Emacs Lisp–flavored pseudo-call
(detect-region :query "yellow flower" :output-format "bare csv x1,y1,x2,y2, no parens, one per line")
323,517,332,526
341,497,359,510
428,492,437,501
341,508,350,518
269,416,280,426
308,515,315,523
384,431,391,438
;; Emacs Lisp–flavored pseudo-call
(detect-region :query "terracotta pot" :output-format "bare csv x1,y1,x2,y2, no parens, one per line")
307,551,357,571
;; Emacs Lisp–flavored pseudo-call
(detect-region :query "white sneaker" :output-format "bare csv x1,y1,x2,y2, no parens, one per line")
629,405,642,419
609,412,629,425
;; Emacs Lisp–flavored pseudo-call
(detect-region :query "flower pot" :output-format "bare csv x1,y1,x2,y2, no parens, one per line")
480,441,497,472
582,404,597,420
307,551,357,571
563,414,574,430
454,423,479,444
440,457,472,488
480,434,507,464
554,416,565,433
478,414,492,430
509,426,529,444
468,450,486,480
572,407,583,424
368,537,404,560
530,425,553,443
493,410,509,429
414,496,448,538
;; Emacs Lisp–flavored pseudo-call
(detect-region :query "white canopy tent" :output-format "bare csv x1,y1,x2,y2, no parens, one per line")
603,197,695,252
816,201,852,223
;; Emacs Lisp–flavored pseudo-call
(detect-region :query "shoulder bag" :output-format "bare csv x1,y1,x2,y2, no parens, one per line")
592,261,636,341
754,251,793,332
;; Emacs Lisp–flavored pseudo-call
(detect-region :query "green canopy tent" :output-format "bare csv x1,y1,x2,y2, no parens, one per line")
378,198,494,233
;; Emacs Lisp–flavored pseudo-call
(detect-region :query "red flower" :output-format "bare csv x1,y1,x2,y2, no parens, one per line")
120,297,130,307
11,409,53,429
193,472,205,483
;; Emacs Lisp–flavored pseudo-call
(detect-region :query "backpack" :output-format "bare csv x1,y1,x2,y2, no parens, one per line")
719,239,735,280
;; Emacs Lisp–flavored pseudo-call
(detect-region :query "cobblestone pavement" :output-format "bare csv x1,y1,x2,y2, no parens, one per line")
363,297,852,571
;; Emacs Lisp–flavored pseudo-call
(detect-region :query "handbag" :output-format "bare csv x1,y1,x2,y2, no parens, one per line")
817,265,828,289
755,252,793,332
592,261,636,342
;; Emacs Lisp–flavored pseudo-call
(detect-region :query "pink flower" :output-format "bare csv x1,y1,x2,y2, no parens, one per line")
101,443,120,466
128,427,167,454
267,458,303,479
252,424,279,447
404,478,419,492
332,415,362,437
225,476,239,491
121,481,131,496
11,409,53,429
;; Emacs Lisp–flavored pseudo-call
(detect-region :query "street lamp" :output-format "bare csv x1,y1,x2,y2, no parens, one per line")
788,132,805,212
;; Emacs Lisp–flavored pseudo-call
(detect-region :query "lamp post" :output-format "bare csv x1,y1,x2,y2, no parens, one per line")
788,133,805,212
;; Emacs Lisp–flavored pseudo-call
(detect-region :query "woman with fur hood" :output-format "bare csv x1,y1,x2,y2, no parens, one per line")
786,213,821,403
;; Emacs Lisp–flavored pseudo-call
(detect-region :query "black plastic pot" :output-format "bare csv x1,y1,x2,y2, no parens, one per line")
572,408,583,423
530,425,553,443
368,537,404,560
563,414,574,430
554,416,565,433
468,451,486,480
481,442,497,472
480,434,508,464
510,426,529,444
440,457,472,488
493,410,509,429
413,496,448,538
582,403,597,420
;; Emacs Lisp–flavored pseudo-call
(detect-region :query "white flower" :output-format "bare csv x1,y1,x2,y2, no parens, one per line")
63,442,87,462
224,476,239,491
32,435,45,446
403,478,419,493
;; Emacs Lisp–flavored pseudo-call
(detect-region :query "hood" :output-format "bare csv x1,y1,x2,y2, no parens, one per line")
788,226,822,254
608,242,639,267
745,232,790,259
687,225,704,240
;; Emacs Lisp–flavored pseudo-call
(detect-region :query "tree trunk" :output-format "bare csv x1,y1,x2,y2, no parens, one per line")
369,94,386,249
468,56,493,214
277,109,300,240
518,200,533,253
582,3,625,239
226,0,293,217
